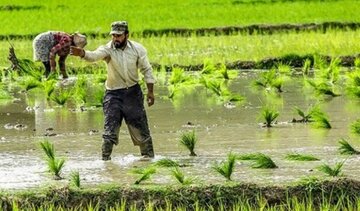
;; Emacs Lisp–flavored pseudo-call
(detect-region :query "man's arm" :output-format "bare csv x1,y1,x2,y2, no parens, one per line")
146,83,154,106
70,45,109,62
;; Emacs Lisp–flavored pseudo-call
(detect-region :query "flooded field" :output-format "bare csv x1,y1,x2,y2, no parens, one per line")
1,71,360,190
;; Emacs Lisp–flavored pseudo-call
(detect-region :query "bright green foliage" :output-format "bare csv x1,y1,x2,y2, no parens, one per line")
317,161,345,177
346,69,360,98
49,87,72,106
171,167,193,185
237,153,263,160
39,140,65,180
155,158,180,168
70,171,81,188
252,69,284,93
212,153,237,181
351,119,360,135
18,76,43,91
250,154,278,169
180,130,197,156
285,153,319,161
311,111,332,129
259,106,280,127
338,138,360,155
132,167,156,185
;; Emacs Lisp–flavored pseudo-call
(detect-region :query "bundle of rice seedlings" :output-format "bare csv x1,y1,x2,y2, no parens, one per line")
70,171,81,188
351,119,360,135
338,138,360,155
39,140,65,180
212,153,237,181
180,130,197,156
317,160,345,177
259,106,279,127
311,112,331,129
251,154,278,169
154,158,180,168
285,153,319,161
132,167,156,185
171,167,193,185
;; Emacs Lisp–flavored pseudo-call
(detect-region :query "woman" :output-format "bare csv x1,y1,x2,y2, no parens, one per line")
33,31,87,78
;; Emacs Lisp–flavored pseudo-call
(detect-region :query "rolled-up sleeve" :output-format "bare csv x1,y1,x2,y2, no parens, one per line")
83,45,109,62
138,47,156,84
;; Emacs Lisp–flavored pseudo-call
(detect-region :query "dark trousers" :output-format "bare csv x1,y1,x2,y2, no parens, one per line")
102,84,154,158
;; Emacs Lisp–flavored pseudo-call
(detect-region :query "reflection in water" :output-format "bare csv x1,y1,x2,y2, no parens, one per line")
1,72,360,189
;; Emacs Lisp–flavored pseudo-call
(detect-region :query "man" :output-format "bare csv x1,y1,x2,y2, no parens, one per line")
33,32,87,78
70,21,156,161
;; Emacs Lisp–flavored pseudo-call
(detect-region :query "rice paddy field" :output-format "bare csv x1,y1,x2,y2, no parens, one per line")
2,0,360,210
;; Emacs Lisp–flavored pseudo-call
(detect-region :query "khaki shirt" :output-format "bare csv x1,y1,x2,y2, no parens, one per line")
83,40,155,90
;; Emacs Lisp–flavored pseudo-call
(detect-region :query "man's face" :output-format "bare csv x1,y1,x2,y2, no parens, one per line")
112,33,128,49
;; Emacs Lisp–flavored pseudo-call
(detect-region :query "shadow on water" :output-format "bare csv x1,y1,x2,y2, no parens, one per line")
1,72,360,189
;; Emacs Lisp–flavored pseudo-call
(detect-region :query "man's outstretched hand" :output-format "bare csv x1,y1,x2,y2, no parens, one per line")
70,46,85,57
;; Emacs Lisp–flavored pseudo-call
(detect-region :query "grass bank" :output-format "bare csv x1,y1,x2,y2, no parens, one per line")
1,178,360,210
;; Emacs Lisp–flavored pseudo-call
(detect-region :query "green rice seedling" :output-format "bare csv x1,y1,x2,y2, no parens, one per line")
18,76,42,91
311,111,332,129
259,106,279,127
302,58,312,77
212,152,237,181
355,58,360,70
345,70,360,98
293,104,322,123
201,59,217,75
50,88,72,106
132,166,156,185
180,130,197,156
252,69,284,93
154,158,180,168
277,63,292,76
39,140,65,180
285,153,319,161
16,58,43,82
338,138,360,155
306,79,340,97
70,171,81,188
317,160,345,177
169,67,191,85
171,167,193,185
0,85,12,100
315,57,341,85
251,153,278,169
237,153,263,160
351,119,360,135
42,79,56,99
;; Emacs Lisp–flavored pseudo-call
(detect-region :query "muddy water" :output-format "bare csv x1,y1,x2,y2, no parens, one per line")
1,71,360,190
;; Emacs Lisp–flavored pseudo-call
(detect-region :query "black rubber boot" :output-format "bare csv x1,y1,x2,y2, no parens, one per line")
140,139,154,158
102,140,114,161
